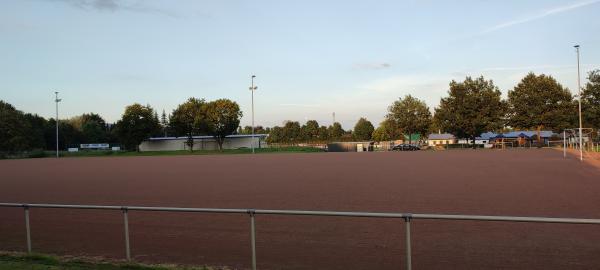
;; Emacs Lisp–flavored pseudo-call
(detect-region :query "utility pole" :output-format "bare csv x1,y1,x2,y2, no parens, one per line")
575,45,583,161
249,75,257,154
55,92,62,158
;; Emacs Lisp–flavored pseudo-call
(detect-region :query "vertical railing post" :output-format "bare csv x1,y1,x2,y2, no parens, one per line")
248,209,257,270
404,215,412,270
122,207,131,261
23,205,31,253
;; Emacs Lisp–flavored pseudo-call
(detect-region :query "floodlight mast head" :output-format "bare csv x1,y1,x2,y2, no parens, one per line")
250,75,257,90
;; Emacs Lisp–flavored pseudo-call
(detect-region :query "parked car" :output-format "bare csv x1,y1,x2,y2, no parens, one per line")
391,144,420,151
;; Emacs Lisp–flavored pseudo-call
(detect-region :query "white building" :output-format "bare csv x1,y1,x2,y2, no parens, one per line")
427,133,456,146
139,134,267,151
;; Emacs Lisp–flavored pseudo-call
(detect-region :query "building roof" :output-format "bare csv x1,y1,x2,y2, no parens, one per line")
484,131,554,139
500,131,554,138
430,131,556,141
147,134,268,141
428,133,455,140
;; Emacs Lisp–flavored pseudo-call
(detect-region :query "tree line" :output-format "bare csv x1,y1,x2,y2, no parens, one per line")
266,71,600,145
0,102,117,153
2,70,600,153
0,97,242,153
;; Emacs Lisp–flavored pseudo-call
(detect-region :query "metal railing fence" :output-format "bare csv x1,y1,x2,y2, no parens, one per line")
2,202,600,270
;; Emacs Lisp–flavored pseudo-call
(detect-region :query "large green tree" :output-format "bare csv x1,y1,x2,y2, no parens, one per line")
387,95,432,144
435,76,506,146
371,120,402,142
0,101,32,152
45,119,83,150
583,70,600,129
114,104,161,151
507,73,576,140
169,98,208,151
382,119,403,140
317,125,329,142
205,99,243,150
267,126,284,143
70,113,109,143
23,113,47,150
282,121,302,144
328,122,344,141
302,120,320,142
371,126,389,142
353,117,374,140
0,101,50,153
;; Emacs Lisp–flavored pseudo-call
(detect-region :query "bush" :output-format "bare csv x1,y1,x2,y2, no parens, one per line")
27,150,48,158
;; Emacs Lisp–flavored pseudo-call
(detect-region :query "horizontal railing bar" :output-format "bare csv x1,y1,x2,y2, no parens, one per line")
0,203,249,213
0,203,122,210
1,203,600,224
255,209,406,218
127,206,248,214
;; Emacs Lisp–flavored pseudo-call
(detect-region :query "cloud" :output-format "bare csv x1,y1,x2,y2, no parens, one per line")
54,0,179,18
481,0,600,34
353,62,392,70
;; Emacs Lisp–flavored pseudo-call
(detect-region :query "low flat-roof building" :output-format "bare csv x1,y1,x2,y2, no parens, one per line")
139,134,267,152
427,133,456,146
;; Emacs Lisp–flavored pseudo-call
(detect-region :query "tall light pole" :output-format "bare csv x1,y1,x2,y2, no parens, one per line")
55,92,62,158
249,75,257,154
575,45,583,161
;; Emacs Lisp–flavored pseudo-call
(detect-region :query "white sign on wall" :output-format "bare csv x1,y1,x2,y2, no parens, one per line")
80,143,110,149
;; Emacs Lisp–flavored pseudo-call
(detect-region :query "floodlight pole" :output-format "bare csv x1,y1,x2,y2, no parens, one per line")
575,45,583,161
55,92,62,158
249,75,258,154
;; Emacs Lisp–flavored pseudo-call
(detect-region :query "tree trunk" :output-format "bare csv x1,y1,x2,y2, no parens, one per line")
187,134,194,152
472,136,476,149
217,136,224,151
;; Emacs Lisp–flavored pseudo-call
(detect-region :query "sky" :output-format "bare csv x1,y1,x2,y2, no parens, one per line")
1,0,600,129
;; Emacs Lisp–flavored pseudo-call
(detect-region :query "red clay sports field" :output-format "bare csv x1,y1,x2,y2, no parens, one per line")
1,149,600,269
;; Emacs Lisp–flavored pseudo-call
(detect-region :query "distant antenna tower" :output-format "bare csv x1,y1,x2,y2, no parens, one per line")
332,112,336,124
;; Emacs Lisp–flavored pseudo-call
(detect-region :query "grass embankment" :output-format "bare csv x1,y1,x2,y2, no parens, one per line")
0,253,219,270
1,146,324,159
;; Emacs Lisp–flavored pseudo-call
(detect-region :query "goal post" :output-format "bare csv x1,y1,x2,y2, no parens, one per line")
563,128,596,160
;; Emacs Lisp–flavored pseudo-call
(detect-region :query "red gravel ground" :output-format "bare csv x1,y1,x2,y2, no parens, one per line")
1,149,600,270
